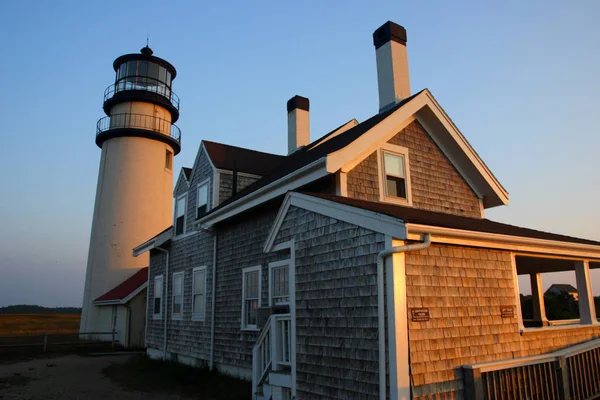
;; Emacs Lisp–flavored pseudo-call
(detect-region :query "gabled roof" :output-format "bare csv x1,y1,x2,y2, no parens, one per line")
94,267,148,305
304,193,600,247
203,140,285,176
546,284,578,293
182,167,192,181
199,89,509,227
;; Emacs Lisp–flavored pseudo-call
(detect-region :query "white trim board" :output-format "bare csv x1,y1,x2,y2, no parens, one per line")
133,227,174,257
263,192,406,253
406,223,600,259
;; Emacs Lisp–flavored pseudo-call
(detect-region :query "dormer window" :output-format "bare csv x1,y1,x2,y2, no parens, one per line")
196,179,209,219
175,194,187,236
378,143,412,205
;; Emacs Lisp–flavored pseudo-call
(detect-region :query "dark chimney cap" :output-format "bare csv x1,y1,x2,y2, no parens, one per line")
287,95,310,113
140,46,154,56
373,21,407,49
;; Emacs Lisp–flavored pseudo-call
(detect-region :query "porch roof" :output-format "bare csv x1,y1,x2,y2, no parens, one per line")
94,267,148,305
303,193,600,247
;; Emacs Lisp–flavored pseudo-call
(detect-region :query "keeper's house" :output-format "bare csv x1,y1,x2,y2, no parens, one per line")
134,21,600,400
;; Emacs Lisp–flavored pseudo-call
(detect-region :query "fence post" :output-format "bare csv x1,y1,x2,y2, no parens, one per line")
111,329,115,349
558,356,571,400
43,331,48,353
464,367,484,400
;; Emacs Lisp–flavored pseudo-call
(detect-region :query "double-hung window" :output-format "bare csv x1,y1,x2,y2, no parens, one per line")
196,180,209,219
192,266,207,320
175,194,187,236
379,144,412,205
242,266,261,330
153,275,163,319
172,272,184,319
269,261,290,306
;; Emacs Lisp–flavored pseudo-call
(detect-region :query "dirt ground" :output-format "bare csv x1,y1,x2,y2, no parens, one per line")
0,354,186,400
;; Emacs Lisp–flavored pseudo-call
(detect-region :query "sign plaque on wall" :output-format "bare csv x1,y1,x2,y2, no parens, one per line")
500,306,514,318
410,308,430,322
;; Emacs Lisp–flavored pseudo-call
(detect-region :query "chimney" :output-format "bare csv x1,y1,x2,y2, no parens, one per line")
373,21,410,112
287,95,310,154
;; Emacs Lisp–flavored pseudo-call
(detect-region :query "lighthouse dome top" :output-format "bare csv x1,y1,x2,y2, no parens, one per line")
112,46,177,80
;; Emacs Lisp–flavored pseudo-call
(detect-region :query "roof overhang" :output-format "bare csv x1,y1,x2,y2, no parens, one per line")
197,158,329,228
263,192,406,252
326,89,509,208
93,281,148,306
406,223,600,260
132,227,173,257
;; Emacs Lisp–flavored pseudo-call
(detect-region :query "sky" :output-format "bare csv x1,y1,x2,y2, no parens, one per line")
0,1,599,307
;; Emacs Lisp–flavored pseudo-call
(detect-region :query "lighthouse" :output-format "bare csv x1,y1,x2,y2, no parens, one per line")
80,46,181,345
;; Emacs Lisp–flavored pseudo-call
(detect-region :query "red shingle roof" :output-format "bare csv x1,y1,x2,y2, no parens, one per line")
94,267,148,303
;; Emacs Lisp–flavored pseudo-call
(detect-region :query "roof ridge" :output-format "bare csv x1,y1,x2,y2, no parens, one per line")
203,140,285,158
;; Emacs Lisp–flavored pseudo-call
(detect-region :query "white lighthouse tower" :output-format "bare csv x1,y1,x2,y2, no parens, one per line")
80,46,181,344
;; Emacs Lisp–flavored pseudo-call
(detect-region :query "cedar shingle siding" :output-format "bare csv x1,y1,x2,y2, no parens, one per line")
407,244,600,399
218,172,260,206
274,206,385,400
347,121,482,218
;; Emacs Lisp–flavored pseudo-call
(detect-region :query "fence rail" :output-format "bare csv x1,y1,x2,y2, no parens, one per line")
464,338,600,400
0,331,118,353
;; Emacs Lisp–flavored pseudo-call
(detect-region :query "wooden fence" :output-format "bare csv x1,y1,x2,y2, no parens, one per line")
0,331,118,354
464,338,600,400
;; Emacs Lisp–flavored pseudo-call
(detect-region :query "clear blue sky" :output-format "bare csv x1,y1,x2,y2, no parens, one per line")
0,1,599,306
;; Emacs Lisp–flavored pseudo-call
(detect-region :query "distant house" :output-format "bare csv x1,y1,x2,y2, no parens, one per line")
546,284,579,301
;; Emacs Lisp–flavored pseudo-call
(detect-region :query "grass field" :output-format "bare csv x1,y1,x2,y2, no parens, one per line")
0,314,80,335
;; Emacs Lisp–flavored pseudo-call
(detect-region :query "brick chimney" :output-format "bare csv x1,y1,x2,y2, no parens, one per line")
287,95,310,154
373,21,410,112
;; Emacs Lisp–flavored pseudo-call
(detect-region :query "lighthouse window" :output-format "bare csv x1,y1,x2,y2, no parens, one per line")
175,194,187,236
127,61,137,77
196,180,209,219
148,63,159,81
165,149,173,170
159,67,167,85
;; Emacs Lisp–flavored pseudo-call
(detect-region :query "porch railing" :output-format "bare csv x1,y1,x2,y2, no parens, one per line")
252,313,291,395
464,338,600,399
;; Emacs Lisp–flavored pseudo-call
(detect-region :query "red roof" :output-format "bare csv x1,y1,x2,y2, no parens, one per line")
94,267,148,303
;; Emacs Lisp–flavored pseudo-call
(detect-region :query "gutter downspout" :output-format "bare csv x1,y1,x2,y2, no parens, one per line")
209,234,217,370
377,233,431,400
155,246,170,361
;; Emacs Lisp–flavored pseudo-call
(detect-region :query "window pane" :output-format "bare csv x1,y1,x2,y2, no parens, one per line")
173,295,182,314
194,271,205,294
154,277,162,297
273,267,289,298
193,294,204,314
384,152,405,177
154,298,161,314
246,271,258,298
137,61,148,77
386,176,407,199
159,66,167,84
176,197,186,217
127,61,137,77
166,71,171,86
176,216,184,235
148,63,159,80
198,184,208,207
173,274,182,296
246,299,257,325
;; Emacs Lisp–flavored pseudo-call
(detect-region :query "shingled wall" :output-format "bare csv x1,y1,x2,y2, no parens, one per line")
406,244,600,399
347,120,482,218
273,206,386,400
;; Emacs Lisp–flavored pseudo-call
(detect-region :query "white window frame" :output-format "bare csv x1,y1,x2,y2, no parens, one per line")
196,178,211,219
153,275,163,320
268,260,290,307
192,266,207,321
174,193,187,236
241,265,262,331
172,271,184,320
377,143,413,206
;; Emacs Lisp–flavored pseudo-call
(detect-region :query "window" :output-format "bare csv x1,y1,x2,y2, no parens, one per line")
242,266,261,330
378,144,412,205
153,275,163,319
175,194,186,236
172,272,184,319
269,261,290,306
165,149,173,170
192,267,207,320
196,181,209,219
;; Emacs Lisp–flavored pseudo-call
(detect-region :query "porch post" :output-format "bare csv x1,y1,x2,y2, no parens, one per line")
575,261,597,325
530,273,548,327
